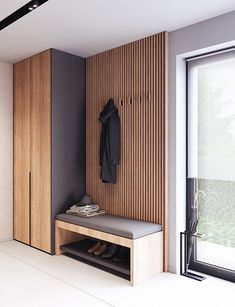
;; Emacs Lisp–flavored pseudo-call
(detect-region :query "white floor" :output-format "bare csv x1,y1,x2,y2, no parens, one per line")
0,241,234,307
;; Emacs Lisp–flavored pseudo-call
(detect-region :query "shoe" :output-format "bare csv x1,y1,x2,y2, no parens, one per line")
88,242,101,253
101,244,120,259
113,247,130,262
94,244,108,256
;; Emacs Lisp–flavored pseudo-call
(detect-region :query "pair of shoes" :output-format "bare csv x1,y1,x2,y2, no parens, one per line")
88,242,129,262
88,242,101,253
94,244,107,256
88,242,108,256
101,244,119,259
101,244,130,262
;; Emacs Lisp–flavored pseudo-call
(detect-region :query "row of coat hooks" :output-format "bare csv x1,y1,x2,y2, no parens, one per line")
101,92,155,110
118,92,153,107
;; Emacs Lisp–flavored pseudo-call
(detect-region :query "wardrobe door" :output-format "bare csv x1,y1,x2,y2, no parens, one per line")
30,50,51,253
14,59,31,244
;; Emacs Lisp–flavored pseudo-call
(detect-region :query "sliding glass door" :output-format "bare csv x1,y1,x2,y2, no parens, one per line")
187,50,235,282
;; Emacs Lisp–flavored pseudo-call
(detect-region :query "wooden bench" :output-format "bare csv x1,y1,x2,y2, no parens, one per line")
55,213,163,286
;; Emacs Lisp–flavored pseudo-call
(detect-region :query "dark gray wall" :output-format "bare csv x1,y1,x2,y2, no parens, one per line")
169,10,235,273
51,49,86,253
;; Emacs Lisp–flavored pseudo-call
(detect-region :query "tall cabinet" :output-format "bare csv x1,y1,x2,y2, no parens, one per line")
14,49,86,253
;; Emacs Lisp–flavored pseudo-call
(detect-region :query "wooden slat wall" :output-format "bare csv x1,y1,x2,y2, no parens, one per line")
86,32,168,270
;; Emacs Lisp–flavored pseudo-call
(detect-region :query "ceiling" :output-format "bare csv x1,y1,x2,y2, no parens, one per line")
0,0,235,63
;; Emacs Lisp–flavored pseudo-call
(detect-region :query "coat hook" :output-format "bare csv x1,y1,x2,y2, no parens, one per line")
119,98,123,107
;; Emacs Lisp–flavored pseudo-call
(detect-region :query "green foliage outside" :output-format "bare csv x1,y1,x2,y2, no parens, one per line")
198,179,235,248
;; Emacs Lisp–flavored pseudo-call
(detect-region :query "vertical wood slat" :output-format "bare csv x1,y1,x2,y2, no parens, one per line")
86,32,168,271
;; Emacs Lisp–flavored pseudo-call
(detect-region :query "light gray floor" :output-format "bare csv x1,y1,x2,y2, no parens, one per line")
0,241,234,307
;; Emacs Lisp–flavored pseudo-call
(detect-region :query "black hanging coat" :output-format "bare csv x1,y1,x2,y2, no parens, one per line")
99,99,121,184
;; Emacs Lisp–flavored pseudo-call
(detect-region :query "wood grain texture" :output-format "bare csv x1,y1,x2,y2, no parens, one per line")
30,50,51,253
13,59,31,244
86,32,168,271
131,231,163,286
55,220,132,248
55,221,84,255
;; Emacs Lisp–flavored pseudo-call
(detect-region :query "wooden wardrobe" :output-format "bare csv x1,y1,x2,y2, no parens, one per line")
14,49,86,253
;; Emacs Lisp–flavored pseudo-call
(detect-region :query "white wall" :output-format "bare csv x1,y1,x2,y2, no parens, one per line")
0,61,13,242
169,10,235,273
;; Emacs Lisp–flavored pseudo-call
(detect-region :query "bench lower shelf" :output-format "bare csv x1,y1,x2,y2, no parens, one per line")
55,219,163,285
61,239,130,276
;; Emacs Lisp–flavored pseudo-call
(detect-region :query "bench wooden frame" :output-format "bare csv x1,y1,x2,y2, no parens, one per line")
55,220,163,286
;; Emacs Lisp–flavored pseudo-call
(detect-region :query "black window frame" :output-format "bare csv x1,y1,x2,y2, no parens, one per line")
186,49,235,283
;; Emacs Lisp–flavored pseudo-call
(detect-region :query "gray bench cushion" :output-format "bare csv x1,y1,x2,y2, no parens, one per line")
56,213,162,239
